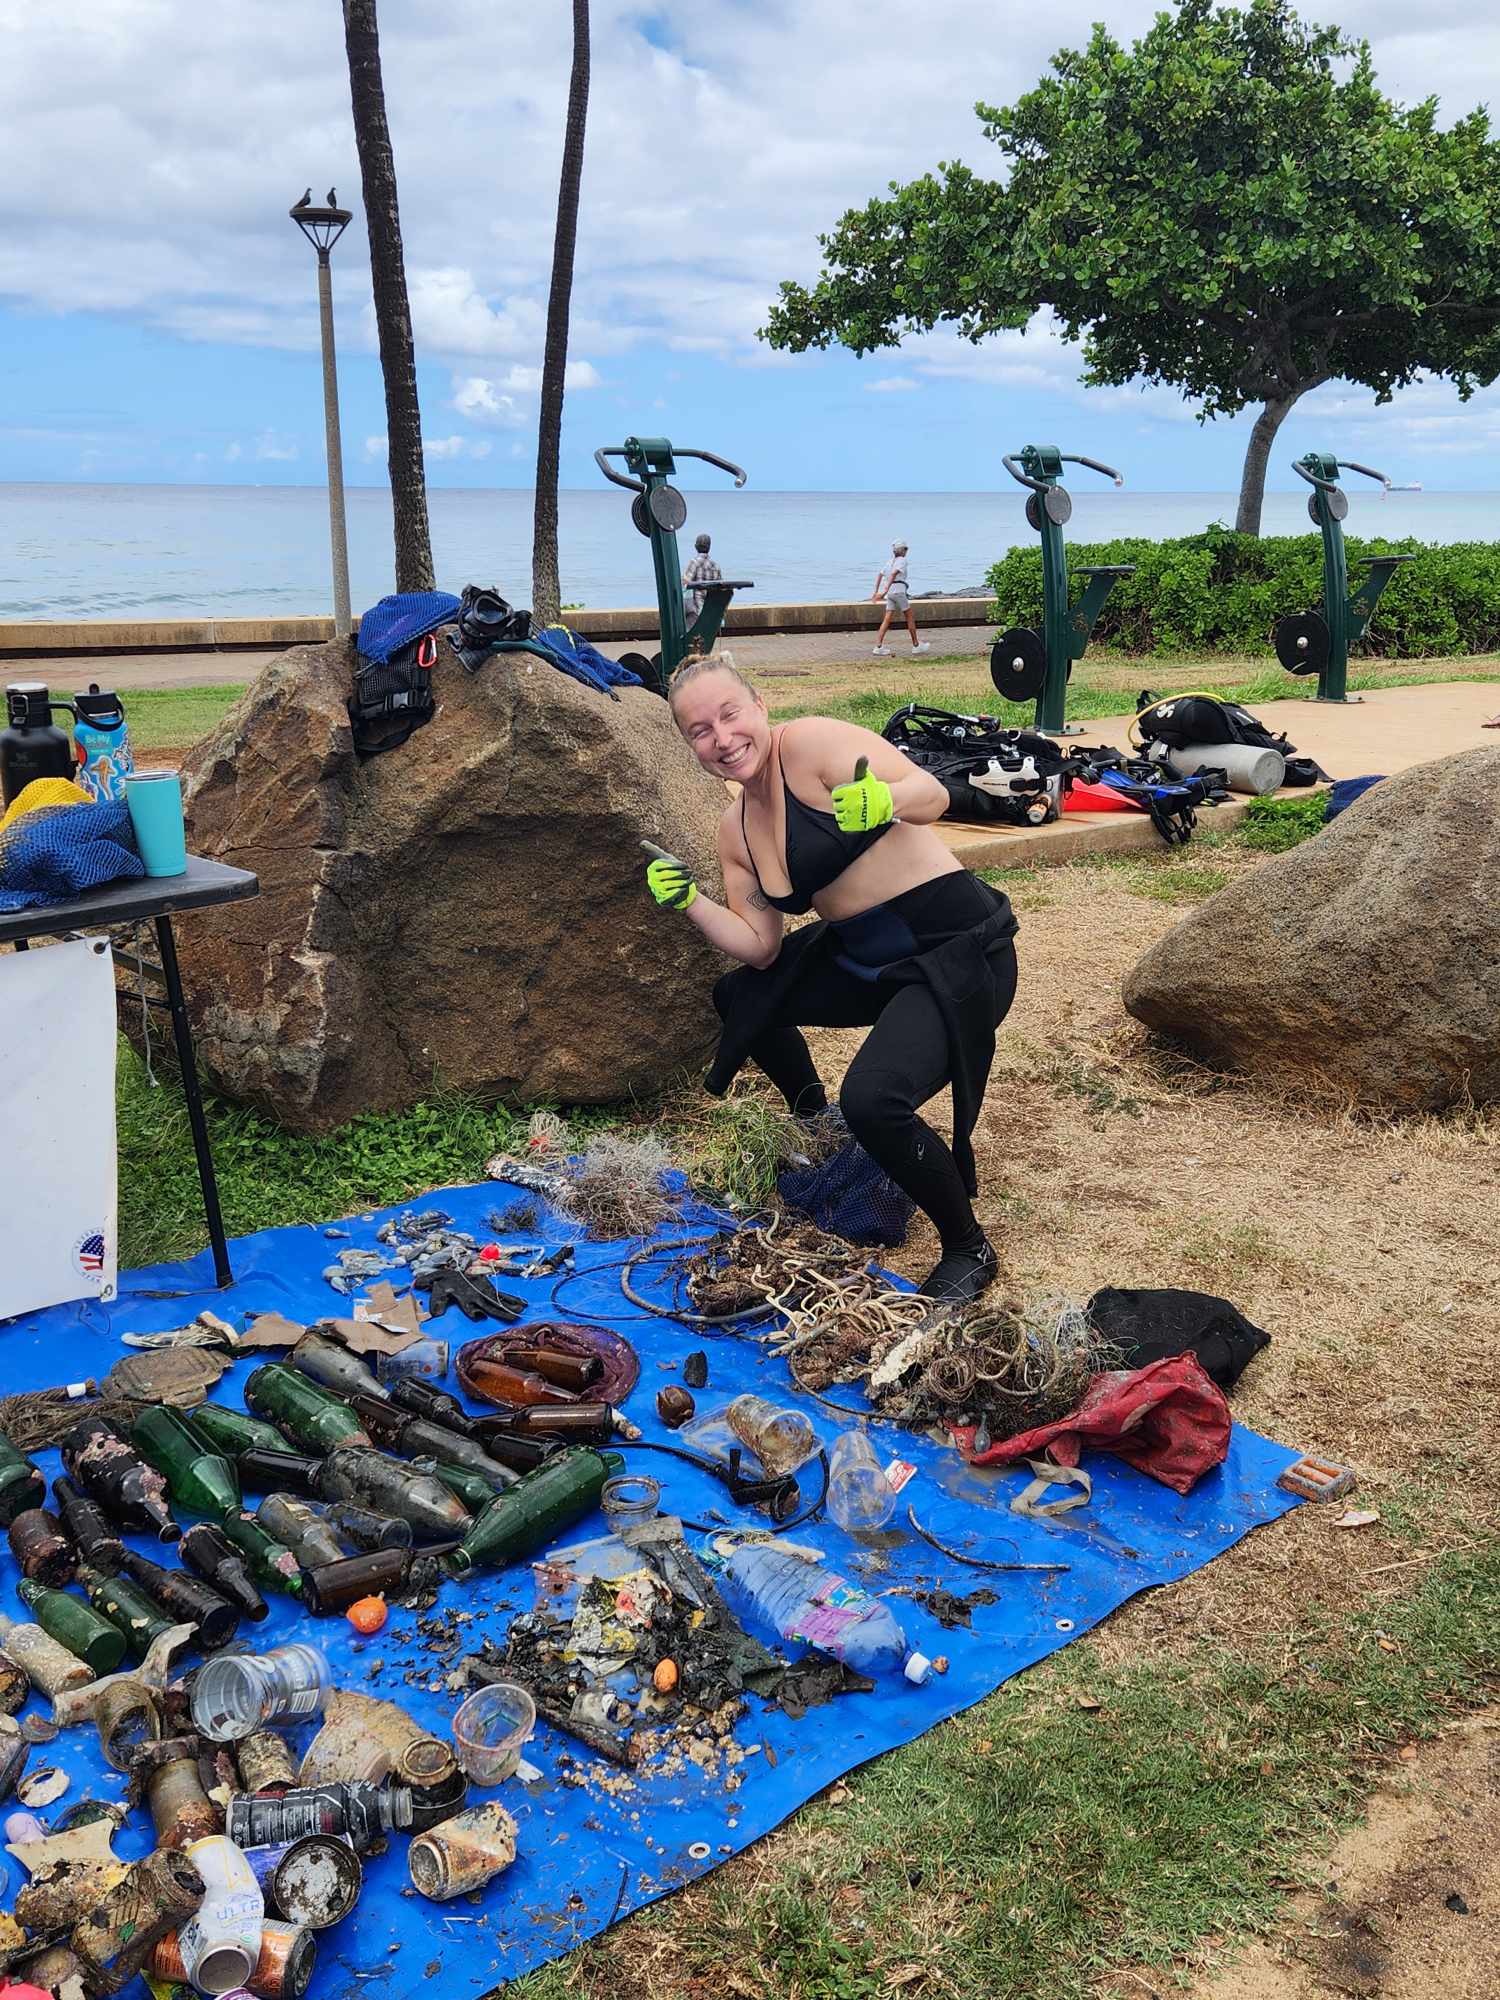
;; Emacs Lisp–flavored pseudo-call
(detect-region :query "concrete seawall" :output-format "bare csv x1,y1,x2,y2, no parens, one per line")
0,597,992,659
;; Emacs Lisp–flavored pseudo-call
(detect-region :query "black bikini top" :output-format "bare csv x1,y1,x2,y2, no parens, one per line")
740,737,893,915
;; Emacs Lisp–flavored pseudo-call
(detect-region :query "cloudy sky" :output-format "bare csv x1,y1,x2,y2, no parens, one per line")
0,0,1496,494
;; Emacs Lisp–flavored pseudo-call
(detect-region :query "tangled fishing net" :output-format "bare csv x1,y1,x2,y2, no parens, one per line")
862,1294,1112,1437
486,1115,680,1239
685,1212,932,1374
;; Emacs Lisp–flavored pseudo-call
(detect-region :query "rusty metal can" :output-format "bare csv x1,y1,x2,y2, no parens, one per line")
395,1735,469,1832
268,1835,361,1930
138,1736,220,1848
74,1844,206,1994
407,1801,518,1901
237,1728,300,1797
152,1920,317,2000
96,1677,162,1771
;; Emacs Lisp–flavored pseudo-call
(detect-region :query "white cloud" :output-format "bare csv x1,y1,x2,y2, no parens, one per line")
366,431,493,462
452,377,524,427
224,441,242,462
867,376,920,393
0,0,1494,472
253,431,298,462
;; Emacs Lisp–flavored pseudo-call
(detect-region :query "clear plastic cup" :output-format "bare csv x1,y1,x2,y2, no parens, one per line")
451,1683,536,1785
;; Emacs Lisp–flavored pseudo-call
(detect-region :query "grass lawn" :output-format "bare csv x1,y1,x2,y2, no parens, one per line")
762,649,1500,730
112,820,1498,1998
118,646,1500,764
126,682,247,756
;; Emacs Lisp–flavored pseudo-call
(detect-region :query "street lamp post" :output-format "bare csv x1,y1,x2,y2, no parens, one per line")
290,192,355,638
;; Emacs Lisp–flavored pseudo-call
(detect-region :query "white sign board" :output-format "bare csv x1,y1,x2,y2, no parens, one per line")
0,936,119,1318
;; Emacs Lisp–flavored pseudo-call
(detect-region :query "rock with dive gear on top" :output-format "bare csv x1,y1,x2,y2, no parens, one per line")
164,633,726,1132
1123,746,1500,1112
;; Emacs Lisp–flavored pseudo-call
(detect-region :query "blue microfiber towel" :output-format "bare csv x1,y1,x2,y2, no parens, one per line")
1324,775,1385,820
0,800,144,910
532,624,644,693
356,591,462,664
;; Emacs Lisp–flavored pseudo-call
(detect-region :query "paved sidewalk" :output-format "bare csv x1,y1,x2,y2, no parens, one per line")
22,622,999,694
937,679,1500,868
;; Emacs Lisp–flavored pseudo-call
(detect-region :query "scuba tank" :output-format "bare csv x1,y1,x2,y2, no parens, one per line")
0,684,74,809
72,685,133,803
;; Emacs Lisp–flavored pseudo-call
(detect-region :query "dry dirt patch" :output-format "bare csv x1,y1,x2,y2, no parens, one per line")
1165,1708,1500,2000
804,839,1499,1660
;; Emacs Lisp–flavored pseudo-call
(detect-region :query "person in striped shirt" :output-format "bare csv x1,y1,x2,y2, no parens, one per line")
682,534,723,622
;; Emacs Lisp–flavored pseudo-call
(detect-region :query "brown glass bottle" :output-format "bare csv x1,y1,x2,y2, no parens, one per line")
53,1474,126,1571
120,1549,240,1649
8,1507,76,1586
61,1416,178,1541
300,1548,410,1618
506,1347,602,1392
460,1356,579,1408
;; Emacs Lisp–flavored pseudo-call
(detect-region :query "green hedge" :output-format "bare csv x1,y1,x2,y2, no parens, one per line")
985,526,1500,658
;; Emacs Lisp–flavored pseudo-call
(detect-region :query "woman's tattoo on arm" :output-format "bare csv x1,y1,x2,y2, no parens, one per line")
749,889,770,911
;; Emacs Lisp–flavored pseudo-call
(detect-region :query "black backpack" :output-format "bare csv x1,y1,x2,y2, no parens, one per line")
348,631,439,756
1133,691,1289,754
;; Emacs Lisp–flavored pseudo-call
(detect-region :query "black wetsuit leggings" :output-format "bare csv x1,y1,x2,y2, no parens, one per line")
713,941,1018,1251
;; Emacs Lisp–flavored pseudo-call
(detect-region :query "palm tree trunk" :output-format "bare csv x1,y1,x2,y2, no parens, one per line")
532,0,591,629
343,0,434,593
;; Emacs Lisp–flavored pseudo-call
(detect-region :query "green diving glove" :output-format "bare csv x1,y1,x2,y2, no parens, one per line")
642,840,698,911
830,756,894,834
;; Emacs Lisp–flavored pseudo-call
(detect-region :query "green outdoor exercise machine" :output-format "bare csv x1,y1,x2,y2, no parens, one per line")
992,445,1135,735
1273,452,1417,704
595,437,754,696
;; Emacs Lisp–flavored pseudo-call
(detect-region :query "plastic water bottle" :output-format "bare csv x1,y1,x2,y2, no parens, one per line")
192,1642,331,1741
718,1543,931,1684
827,1430,896,1532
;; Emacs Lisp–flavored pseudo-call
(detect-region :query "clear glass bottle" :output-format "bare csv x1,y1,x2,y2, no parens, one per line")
725,1394,819,1476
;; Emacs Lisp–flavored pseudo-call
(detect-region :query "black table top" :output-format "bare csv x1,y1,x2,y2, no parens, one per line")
0,853,260,945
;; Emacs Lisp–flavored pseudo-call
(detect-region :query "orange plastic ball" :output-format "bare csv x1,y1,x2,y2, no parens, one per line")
653,1659,679,1694
346,1595,388,1634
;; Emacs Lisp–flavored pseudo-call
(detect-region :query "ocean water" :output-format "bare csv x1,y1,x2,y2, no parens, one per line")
0,481,1493,622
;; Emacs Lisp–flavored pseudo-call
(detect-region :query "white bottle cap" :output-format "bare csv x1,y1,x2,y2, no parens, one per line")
903,1651,933,1686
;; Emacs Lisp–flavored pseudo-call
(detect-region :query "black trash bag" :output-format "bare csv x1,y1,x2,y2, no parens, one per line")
1085,1286,1270,1389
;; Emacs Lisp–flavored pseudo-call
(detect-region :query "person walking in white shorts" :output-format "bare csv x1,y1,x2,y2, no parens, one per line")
871,541,930,657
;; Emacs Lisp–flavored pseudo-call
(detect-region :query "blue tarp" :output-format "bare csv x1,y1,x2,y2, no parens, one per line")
0,1183,1304,1994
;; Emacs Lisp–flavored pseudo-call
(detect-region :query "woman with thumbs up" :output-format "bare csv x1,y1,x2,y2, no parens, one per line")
645,656,1018,1305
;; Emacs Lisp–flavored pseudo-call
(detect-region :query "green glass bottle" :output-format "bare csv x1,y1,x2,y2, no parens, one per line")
130,1407,239,1520
16,1579,126,1675
217,1510,305,1598
411,1456,503,1515
186,1402,287,1459
447,1448,622,1576
77,1561,175,1660
244,1365,372,1455
0,1429,46,1529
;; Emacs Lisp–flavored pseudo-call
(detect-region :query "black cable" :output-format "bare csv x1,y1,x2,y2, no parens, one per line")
610,1439,830,1537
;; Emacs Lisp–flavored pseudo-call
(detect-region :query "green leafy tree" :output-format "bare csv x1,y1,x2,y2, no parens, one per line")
763,0,1500,534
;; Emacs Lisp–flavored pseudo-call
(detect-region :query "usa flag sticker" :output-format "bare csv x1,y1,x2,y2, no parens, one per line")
72,1229,113,1295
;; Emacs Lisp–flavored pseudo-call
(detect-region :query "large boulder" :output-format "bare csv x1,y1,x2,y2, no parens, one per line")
176,637,728,1132
1123,747,1500,1111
